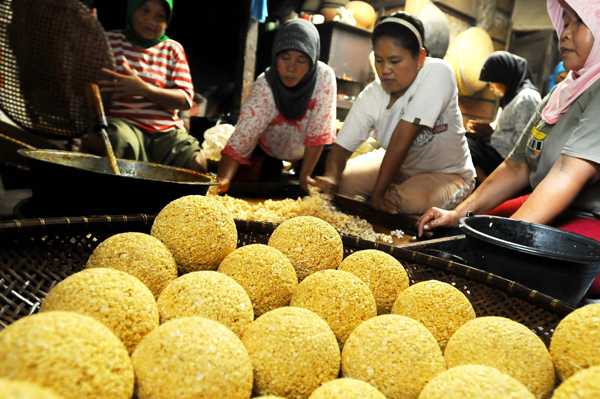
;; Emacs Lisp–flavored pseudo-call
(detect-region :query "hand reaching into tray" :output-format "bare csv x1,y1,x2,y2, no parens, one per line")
307,175,337,199
417,207,460,237
370,193,401,215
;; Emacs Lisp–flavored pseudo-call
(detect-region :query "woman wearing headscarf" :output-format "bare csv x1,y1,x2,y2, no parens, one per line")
215,18,337,194
550,61,568,90
419,0,600,294
466,52,541,183
82,0,207,172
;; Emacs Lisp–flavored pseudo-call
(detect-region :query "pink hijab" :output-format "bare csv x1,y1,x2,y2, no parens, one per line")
542,0,600,124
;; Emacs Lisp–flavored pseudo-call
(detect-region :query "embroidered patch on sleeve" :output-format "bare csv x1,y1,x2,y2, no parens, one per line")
413,118,421,125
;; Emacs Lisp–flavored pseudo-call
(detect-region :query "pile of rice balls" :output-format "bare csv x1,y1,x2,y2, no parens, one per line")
1,194,599,399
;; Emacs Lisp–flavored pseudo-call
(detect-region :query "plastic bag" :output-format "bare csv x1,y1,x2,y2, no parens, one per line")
201,124,235,161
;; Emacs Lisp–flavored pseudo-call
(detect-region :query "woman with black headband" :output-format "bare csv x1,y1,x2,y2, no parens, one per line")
310,12,475,216
215,18,337,194
466,52,541,184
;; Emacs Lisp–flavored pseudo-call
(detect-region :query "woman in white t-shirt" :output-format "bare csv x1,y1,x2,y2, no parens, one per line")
310,12,475,215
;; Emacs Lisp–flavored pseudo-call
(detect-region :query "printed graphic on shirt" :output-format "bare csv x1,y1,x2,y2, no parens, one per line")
412,116,447,148
527,125,545,156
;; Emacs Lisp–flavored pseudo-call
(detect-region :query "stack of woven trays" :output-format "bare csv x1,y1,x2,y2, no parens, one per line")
0,215,574,347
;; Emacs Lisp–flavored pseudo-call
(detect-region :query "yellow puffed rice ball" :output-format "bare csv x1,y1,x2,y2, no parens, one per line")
156,271,253,338
0,311,133,399
552,365,600,399
151,195,237,273
268,216,343,282
291,269,377,348
86,232,178,299
444,316,554,399
391,280,475,352
218,244,298,317
341,314,446,399
550,303,600,381
338,249,409,314
0,378,65,399
418,365,536,399
308,378,386,399
40,268,159,354
242,307,340,399
132,316,253,399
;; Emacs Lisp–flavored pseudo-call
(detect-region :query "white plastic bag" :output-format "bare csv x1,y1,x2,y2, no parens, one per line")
201,124,235,161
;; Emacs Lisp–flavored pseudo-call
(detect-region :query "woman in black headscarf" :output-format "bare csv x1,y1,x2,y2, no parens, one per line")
215,18,337,194
466,51,541,183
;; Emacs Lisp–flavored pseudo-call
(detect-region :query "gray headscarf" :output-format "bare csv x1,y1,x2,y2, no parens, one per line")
265,18,320,121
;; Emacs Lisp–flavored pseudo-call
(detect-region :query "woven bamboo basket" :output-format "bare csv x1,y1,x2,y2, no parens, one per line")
0,215,574,347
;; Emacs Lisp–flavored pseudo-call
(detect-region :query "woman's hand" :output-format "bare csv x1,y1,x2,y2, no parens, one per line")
466,120,494,136
213,178,230,195
307,175,337,197
417,207,460,237
370,193,401,214
99,64,149,99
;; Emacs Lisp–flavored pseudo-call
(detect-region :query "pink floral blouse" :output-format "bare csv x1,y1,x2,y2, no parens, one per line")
222,61,337,165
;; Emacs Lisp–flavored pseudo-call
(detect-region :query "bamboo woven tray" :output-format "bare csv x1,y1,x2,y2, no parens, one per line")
0,215,575,347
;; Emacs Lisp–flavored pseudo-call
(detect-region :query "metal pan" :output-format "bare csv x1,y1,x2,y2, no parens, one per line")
18,149,218,217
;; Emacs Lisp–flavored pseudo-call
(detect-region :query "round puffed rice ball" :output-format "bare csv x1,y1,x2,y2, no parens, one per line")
290,269,377,348
268,216,343,282
444,316,554,399
151,195,237,273
217,244,298,317
341,314,445,399
0,311,133,399
0,378,65,399
391,280,476,352
418,365,536,399
40,268,159,354
156,271,253,338
242,307,341,399
85,232,178,299
338,249,409,315
308,378,386,399
550,303,600,381
132,316,253,399
552,365,600,399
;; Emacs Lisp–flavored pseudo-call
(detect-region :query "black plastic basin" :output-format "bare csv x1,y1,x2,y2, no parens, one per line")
458,215,600,306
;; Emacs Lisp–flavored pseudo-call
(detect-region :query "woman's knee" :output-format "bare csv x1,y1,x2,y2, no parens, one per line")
385,174,472,214
107,118,144,160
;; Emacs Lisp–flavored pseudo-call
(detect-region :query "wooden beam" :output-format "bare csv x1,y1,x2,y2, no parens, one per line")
241,18,259,108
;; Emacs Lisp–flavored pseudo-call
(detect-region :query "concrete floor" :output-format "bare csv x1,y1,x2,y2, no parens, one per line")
0,176,31,220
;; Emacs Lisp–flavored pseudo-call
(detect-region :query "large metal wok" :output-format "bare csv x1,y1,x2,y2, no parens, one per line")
0,0,218,217
18,149,216,217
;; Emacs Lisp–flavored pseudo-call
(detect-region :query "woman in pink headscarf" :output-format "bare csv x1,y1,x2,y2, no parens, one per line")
417,0,600,295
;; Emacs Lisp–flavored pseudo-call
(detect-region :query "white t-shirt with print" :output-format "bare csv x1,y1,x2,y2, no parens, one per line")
334,57,475,181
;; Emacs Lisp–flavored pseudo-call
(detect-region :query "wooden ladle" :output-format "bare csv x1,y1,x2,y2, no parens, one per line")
85,83,120,175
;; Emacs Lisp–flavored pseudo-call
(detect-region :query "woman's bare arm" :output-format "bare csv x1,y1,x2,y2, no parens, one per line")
417,158,531,236
511,154,600,224
307,143,352,195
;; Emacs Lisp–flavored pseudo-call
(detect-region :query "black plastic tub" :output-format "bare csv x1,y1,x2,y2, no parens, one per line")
458,215,600,307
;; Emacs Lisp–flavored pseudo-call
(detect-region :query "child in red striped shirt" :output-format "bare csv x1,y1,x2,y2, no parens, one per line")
87,0,206,172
